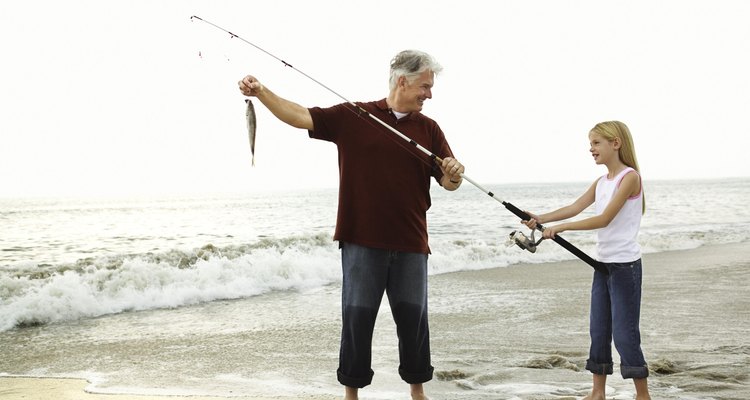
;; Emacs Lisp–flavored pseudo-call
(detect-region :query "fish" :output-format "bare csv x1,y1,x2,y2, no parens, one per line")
245,99,256,166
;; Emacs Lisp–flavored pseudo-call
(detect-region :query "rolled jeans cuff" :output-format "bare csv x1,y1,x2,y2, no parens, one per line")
337,368,374,388
585,359,614,375
399,365,434,385
621,364,649,379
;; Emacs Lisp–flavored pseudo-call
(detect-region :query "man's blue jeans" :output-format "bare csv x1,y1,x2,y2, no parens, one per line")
337,242,434,388
586,259,649,379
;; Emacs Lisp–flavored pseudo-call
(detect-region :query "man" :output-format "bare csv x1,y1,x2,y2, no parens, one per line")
238,49,464,400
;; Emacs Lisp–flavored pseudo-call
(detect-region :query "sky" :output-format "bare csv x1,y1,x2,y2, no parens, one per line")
1,0,748,198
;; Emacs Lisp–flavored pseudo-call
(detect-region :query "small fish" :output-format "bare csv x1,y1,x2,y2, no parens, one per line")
245,99,257,166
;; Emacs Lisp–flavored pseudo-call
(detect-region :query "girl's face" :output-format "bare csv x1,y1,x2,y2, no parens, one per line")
588,131,619,165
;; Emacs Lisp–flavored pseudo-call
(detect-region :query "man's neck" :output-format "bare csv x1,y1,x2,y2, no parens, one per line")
385,96,406,114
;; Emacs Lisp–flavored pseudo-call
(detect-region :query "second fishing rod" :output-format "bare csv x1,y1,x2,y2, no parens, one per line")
191,15,606,274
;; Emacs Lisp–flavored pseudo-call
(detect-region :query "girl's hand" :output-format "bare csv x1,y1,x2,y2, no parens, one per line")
542,225,564,239
521,211,540,229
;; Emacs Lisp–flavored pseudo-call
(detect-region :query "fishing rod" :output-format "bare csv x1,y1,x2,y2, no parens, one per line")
190,15,607,275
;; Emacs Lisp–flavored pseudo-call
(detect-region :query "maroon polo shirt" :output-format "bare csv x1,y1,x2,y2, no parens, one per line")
308,98,454,254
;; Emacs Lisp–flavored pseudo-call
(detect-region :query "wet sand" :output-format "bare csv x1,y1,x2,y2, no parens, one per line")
2,242,748,399
0,376,330,399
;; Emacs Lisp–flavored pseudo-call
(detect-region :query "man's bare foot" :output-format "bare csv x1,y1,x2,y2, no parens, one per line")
343,386,358,400
582,393,605,400
410,383,429,400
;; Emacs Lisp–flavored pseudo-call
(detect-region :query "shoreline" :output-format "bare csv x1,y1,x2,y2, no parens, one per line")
0,376,296,400
2,242,749,400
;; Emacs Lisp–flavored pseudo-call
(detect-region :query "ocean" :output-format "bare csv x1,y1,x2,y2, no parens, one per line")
1,178,749,399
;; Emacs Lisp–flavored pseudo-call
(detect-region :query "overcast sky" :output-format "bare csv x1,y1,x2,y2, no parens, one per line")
1,0,748,198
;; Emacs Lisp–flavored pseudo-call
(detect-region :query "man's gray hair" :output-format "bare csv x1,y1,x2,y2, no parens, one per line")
389,50,443,91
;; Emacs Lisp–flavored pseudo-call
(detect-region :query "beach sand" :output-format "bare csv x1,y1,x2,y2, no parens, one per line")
2,242,748,399
0,376,328,400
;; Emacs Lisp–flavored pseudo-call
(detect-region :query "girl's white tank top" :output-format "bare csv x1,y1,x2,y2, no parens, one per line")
595,167,643,263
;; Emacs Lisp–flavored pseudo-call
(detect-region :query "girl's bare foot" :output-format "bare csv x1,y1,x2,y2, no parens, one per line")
634,377,651,400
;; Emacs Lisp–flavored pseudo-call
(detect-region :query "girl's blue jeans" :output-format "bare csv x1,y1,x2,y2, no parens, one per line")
337,242,434,388
586,258,649,379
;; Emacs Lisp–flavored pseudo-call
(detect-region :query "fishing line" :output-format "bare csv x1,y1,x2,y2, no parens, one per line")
190,15,607,274
190,16,436,171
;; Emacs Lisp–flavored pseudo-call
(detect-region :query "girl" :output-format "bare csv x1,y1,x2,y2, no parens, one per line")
523,121,651,400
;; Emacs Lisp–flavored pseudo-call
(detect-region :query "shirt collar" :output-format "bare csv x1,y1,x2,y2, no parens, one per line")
376,98,415,120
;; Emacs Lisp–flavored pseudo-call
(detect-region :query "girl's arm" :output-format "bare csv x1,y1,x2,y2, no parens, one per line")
543,172,640,238
524,179,597,228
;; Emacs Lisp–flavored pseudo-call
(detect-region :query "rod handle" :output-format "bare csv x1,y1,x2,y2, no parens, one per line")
502,201,608,275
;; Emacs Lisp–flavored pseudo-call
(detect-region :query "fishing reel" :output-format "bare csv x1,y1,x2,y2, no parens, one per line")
508,229,545,253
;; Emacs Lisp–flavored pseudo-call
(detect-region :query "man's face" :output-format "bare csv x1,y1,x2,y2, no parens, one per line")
399,69,434,113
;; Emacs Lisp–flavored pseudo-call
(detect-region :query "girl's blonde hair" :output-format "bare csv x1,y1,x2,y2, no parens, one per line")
591,121,646,214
